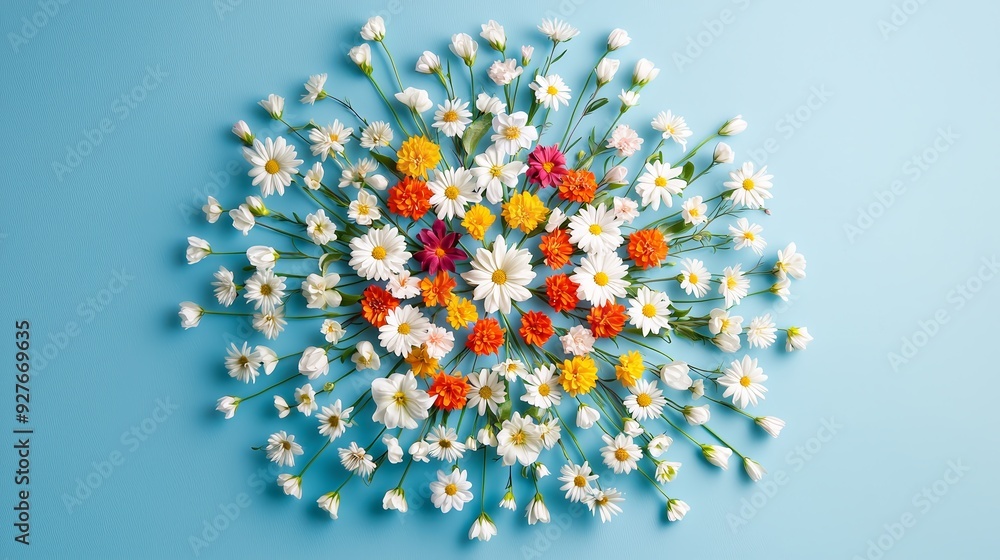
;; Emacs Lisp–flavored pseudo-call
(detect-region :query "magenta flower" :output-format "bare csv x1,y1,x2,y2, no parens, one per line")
414,219,467,274
527,145,568,188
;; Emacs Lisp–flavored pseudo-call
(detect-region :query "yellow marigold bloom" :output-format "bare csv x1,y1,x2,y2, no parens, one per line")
502,191,549,233
614,351,644,387
560,355,598,397
396,136,441,179
405,344,439,377
461,204,495,241
446,297,478,330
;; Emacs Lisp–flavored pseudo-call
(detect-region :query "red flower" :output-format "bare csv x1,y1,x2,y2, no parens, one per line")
519,311,554,346
388,177,433,219
428,372,470,411
545,274,579,312
361,285,399,327
527,145,568,188
588,302,627,338
414,219,467,274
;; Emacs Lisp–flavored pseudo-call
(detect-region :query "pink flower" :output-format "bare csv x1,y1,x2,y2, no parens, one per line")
527,145,568,188
414,219,467,275
607,124,643,157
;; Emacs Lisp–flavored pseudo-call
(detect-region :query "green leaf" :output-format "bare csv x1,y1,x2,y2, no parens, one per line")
370,151,403,179
583,97,608,115
339,292,362,306
680,161,695,182
461,117,492,156
550,49,568,64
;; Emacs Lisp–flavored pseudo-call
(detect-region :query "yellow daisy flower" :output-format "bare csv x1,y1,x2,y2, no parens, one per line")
614,351,644,387
396,135,441,179
560,355,598,396
446,297,479,330
501,191,549,233
405,344,440,377
461,204,495,241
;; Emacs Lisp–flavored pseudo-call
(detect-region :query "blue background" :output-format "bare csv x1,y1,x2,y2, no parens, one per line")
2,0,997,558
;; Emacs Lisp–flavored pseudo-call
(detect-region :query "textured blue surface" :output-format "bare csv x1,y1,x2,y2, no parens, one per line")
2,0,997,558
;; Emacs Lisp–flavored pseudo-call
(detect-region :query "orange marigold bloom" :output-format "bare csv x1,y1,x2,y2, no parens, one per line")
557,169,597,203
466,318,505,355
428,372,470,411
361,285,400,327
627,228,669,270
420,271,456,307
519,311,554,346
545,274,579,312
588,302,627,338
388,177,433,219
539,228,574,269
405,344,439,377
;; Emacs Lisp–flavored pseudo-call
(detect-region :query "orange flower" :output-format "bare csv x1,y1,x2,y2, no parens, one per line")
588,302,627,338
539,228,574,269
405,344,439,377
519,311,554,346
466,318,505,355
627,229,668,270
361,285,399,327
557,169,597,203
420,271,456,307
388,177,433,219
545,274,579,312
428,372,469,411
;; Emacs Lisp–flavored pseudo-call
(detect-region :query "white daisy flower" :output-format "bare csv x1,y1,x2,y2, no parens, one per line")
378,305,431,356
600,433,642,474
725,162,773,209
491,111,538,155
521,364,562,409
265,431,303,467
538,18,579,42
537,418,561,449
568,203,624,254
720,264,750,307
471,145,527,205
466,369,506,416
305,209,338,245
320,319,345,344
572,251,630,307
651,110,692,150
338,158,379,189
338,442,376,477
746,314,777,349
623,379,666,421
428,167,480,220
559,462,598,503
492,359,527,382
351,341,381,371
560,326,596,356
317,399,353,441
627,287,671,336
636,161,686,211
212,266,238,307
371,372,434,430
708,308,743,336
718,355,767,408
681,195,708,225
386,271,421,299
678,258,710,298
349,226,411,281
253,307,286,340
360,120,393,149
348,190,381,226
225,342,261,384
531,74,571,111
309,120,354,161
293,383,317,416
583,488,624,523
461,236,536,314
301,73,327,104
243,269,286,313
729,217,766,255
432,98,473,138
497,412,542,466
427,425,466,462
430,469,473,513
774,242,807,280
243,137,302,197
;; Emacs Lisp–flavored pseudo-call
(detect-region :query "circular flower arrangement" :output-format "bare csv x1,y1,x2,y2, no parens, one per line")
180,16,812,540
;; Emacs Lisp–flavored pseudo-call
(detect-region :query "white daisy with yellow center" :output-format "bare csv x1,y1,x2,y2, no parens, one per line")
627,286,672,336
307,119,353,161
432,97,473,138
572,251,630,307
718,355,768,408
427,166,480,220
636,160,686,211
600,433,642,474
378,305,431,356
521,364,562,409
623,379,667,421
243,136,303,197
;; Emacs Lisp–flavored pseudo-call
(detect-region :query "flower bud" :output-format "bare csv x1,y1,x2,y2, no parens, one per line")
349,44,373,75
360,16,385,41
607,28,631,50
596,58,620,86
632,58,659,86
719,115,747,136
713,141,735,163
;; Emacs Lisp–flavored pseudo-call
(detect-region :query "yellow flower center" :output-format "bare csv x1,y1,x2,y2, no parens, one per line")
503,126,520,140
489,164,504,178
688,273,699,284
654,176,667,187
689,208,700,217
479,386,493,399
491,270,507,285
537,383,551,397
435,247,446,257
637,393,652,407
546,85,559,95
438,439,452,448
596,495,609,506
721,318,731,332
442,110,458,123
573,475,587,487
328,416,340,428
392,391,407,404
726,277,738,289
511,430,526,445
542,162,555,172
397,323,411,335
444,185,460,200
742,178,755,191
356,203,370,215
642,304,657,318
588,224,603,235
264,159,280,174
260,284,272,296
372,246,387,260
740,376,752,387
281,441,291,450
614,448,630,462
444,483,458,496
594,272,609,287
744,232,755,241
